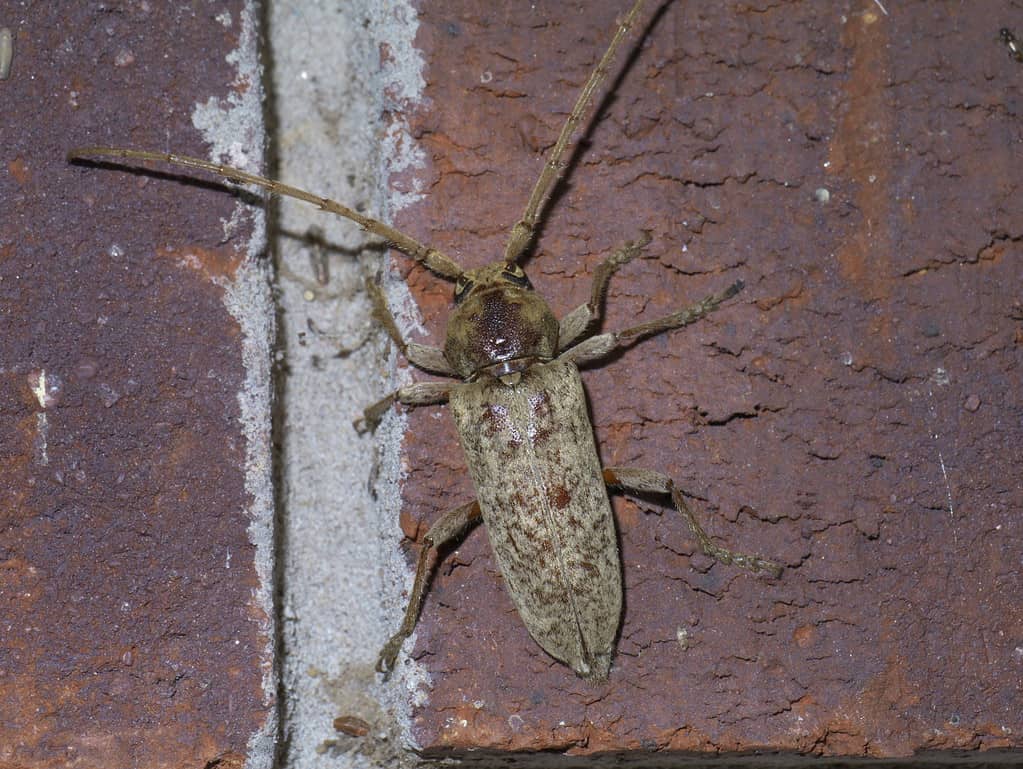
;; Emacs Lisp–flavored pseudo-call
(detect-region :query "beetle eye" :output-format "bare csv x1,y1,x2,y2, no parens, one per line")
454,277,473,303
502,265,532,288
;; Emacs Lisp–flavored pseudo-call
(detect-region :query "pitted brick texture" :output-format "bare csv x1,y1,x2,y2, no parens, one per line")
383,0,1022,759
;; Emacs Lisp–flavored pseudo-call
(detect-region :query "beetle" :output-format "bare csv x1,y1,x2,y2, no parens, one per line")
68,0,780,680
1001,27,1023,63
333,714,371,738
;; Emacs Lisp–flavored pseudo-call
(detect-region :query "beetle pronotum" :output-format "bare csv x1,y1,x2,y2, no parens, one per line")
69,0,781,681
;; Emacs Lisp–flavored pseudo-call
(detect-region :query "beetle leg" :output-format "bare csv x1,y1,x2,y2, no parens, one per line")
377,500,483,676
365,277,456,375
558,232,651,350
354,381,456,434
558,280,744,367
603,467,782,578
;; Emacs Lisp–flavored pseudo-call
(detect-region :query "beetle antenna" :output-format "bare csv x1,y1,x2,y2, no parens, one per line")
67,146,466,280
503,0,645,265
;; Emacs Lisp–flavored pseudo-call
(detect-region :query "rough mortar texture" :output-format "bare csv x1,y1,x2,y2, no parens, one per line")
0,3,275,768
269,1,427,768
378,0,1023,761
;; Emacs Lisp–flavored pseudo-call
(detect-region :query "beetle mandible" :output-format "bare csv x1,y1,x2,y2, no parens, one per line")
69,0,781,680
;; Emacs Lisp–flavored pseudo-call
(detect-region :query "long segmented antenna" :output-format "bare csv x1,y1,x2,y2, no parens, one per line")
503,0,645,265
66,146,466,280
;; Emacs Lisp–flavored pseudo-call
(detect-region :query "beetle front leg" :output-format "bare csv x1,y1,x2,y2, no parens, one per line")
365,278,456,376
603,467,781,578
558,232,651,350
354,381,455,434
377,499,483,676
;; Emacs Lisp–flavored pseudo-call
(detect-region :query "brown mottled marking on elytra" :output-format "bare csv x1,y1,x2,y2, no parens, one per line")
482,402,522,450
529,390,554,444
531,426,552,445
452,360,621,678
529,390,552,416
551,486,572,510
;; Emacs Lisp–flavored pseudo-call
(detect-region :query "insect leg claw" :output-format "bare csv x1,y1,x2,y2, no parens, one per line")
376,639,402,676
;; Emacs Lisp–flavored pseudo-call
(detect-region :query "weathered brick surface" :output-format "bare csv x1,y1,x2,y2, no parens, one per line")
383,0,1023,759
0,4,273,768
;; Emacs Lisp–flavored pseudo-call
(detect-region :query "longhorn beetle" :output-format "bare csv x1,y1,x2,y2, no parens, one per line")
69,0,781,680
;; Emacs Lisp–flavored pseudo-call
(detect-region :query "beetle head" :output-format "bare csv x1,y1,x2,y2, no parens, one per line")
444,262,558,380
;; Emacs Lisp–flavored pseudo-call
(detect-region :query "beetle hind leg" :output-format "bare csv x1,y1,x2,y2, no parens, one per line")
603,467,781,578
377,499,482,676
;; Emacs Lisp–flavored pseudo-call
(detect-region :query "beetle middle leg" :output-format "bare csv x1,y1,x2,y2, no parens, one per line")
355,277,463,432
355,381,454,434
376,499,483,675
603,467,781,578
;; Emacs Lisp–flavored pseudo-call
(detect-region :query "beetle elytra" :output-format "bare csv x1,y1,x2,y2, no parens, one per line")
68,0,781,681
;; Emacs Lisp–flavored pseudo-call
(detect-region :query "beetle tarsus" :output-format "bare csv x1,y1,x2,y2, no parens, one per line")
375,637,403,677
